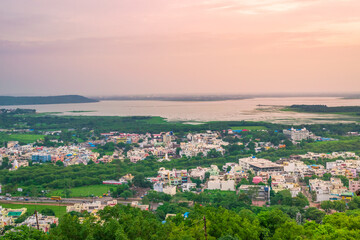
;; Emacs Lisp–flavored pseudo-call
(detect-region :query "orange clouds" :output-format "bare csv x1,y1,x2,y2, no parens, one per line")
0,0,359,95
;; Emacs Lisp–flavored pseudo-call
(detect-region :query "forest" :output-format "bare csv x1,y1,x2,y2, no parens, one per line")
288,105,360,114
3,204,360,239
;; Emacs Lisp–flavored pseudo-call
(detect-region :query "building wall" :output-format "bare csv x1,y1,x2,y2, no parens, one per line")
349,180,360,192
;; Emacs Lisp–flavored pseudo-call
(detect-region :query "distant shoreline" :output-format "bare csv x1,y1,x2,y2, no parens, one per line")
94,95,354,102
0,95,98,106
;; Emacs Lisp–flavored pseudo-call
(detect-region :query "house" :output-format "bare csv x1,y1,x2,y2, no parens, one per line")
189,167,208,180
340,192,354,201
238,185,270,206
66,201,104,214
163,185,177,196
207,179,235,191
182,183,197,192
131,201,149,211
20,214,58,233
309,178,347,202
349,180,360,193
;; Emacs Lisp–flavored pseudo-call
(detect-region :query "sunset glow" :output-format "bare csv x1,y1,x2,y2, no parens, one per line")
1,0,359,95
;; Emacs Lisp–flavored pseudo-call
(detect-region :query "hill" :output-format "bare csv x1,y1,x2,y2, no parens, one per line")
0,95,99,106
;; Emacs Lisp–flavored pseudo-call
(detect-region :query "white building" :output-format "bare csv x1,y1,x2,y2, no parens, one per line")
207,180,235,191
283,127,313,141
182,183,197,192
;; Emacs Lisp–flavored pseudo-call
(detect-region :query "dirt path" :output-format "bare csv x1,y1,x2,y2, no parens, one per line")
0,200,72,206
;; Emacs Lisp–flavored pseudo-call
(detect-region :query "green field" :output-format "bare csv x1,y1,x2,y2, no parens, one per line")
48,184,112,198
0,203,66,217
231,126,267,131
0,133,45,144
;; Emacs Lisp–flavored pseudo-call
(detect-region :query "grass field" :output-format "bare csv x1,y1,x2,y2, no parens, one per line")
0,203,66,217
0,133,45,144
231,126,267,131
48,184,112,198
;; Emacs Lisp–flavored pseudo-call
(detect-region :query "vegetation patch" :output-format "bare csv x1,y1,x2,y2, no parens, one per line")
48,184,112,198
231,126,267,131
286,105,360,115
0,203,66,217
0,133,45,144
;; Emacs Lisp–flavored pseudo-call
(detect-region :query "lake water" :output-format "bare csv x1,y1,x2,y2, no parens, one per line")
4,97,360,124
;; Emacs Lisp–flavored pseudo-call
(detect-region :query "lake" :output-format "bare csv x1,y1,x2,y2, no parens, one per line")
4,97,360,124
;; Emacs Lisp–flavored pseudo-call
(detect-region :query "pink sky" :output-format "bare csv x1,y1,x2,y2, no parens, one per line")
0,0,359,96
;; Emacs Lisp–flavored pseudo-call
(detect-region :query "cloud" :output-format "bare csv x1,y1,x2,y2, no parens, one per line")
177,0,332,14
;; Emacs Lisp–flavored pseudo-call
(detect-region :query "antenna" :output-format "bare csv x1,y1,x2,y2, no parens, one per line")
203,216,208,240
35,210,40,230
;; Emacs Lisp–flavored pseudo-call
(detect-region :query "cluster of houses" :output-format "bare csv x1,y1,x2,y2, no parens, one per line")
0,130,232,170
309,178,351,202
179,132,228,157
66,199,149,215
0,142,98,170
0,206,58,233
101,131,177,163
0,127,335,170
140,152,360,205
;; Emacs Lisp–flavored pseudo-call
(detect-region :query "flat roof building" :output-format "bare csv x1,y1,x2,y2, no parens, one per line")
239,157,283,173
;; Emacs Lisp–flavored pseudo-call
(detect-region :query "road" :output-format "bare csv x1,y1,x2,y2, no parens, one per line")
0,196,142,206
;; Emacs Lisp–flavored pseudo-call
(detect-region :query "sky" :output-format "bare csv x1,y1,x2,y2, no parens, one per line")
0,0,359,96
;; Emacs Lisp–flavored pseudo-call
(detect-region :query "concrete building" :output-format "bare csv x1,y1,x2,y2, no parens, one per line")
239,157,283,173
21,214,58,233
66,201,104,214
283,127,313,141
207,179,235,191
182,183,197,192
238,185,270,206
189,167,208,180
309,178,347,202
163,185,177,196
349,180,360,193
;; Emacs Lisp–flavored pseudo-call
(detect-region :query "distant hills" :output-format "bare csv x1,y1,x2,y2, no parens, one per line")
0,95,99,106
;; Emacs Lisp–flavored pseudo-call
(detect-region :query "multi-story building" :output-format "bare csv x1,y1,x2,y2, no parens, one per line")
349,180,360,193
239,157,283,173
207,179,235,191
283,127,313,141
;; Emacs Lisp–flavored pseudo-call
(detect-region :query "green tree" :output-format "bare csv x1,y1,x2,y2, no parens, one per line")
120,190,133,200
55,160,64,167
332,200,346,212
320,200,333,213
0,225,46,239
41,208,56,216
293,192,309,208
271,190,293,206
348,196,360,210
62,189,72,198
0,157,10,170
133,174,152,188
304,207,325,223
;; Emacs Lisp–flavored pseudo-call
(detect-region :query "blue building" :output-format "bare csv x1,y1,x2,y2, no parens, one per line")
32,154,52,163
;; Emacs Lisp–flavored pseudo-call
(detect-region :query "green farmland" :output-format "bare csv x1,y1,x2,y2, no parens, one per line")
48,184,112,198
231,126,267,131
0,133,44,144
0,203,66,217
